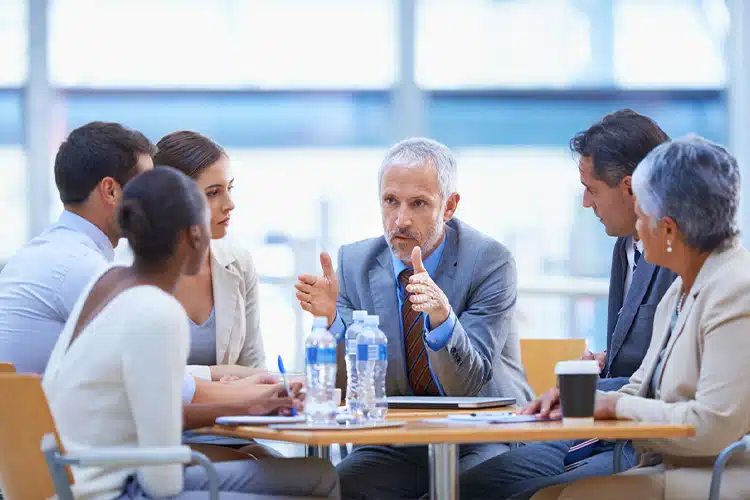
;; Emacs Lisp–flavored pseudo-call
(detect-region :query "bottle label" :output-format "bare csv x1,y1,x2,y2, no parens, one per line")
346,339,358,356
357,344,387,361
306,346,337,365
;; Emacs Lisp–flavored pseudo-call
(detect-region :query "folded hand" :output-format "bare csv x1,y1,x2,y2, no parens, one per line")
581,350,607,372
518,388,562,420
246,382,305,416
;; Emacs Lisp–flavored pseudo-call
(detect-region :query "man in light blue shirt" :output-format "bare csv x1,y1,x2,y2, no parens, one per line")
0,211,112,374
0,122,292,416
0,122,155,376
0,122,209,404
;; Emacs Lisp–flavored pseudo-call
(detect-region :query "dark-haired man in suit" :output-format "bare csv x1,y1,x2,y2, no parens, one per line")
460,109,678,500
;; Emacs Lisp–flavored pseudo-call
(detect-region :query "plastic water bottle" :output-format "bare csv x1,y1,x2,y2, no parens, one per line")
345,310,368,417
356,315,388,421
305,316,338,424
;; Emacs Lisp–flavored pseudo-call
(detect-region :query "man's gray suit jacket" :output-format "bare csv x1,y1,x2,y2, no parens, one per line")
333,218,533,404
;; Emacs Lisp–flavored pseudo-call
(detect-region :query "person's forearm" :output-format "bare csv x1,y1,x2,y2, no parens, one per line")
183,403,245,430
192,378,250,404
208,365,267,381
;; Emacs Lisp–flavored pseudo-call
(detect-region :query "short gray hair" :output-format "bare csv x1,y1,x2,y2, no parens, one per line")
378,137,457,201
632,135,740,252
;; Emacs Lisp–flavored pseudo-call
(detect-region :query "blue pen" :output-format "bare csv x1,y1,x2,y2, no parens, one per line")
277,355,297,416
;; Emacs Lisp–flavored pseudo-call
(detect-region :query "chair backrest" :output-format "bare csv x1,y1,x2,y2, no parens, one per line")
0,363,15,374
0,373,70,499
520,338,587,396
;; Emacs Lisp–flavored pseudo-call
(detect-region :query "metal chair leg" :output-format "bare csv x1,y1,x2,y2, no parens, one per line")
709,439,749,500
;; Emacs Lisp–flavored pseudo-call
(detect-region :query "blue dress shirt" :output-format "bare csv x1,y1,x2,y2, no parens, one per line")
0,211,113,374
0,211,197,403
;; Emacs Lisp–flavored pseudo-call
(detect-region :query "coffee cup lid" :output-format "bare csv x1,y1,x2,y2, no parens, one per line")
554,360,600,375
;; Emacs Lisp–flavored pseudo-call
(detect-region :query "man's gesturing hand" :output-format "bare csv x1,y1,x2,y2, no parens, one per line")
405,246,451,328
295,252,339,327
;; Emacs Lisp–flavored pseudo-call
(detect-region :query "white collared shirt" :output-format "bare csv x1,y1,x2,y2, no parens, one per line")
624,237,644,298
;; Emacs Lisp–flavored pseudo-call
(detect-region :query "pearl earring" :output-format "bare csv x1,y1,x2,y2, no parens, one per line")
667,240,673,253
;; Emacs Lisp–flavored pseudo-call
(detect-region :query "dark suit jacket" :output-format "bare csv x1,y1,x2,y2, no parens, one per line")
597,237,677,391
333,218,533,403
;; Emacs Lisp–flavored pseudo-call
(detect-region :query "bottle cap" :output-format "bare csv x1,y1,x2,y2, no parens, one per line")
364,315,380,326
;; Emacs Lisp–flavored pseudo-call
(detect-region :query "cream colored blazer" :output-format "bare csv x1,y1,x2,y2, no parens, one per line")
612,241,750,500
115,239,266,376
204,239,265,369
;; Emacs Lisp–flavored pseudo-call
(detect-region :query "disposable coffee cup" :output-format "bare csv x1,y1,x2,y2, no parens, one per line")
555,360,599,425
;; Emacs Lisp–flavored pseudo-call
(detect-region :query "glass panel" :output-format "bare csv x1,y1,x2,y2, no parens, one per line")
0,0,26,86
417,0,592,89
457,147,611,348
50,0,395,89
613,0,728,88
0,147,28,261
457,148,589,275
417,0,727,89
225,148,383,371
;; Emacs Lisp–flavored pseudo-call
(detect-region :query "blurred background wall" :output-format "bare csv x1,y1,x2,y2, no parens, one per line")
2,0,747,371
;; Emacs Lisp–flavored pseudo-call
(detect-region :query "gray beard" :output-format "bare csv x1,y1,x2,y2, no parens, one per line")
386,220,444,265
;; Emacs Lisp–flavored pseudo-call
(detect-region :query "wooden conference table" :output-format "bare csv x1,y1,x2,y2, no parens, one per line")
198,407,695,500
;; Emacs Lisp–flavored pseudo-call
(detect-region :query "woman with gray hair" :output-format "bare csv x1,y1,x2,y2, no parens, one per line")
526,135,750,500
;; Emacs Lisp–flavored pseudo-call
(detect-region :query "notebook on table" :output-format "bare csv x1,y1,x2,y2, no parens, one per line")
386,396,515,410
440,412,558,424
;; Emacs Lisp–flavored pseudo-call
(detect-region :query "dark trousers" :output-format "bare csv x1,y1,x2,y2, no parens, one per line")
459,439,637,500
337,443,510,500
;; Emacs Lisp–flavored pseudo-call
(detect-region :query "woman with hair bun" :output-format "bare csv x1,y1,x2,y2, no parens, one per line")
43,167,340,499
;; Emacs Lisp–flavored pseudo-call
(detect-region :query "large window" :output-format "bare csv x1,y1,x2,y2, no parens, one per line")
2,0,732,370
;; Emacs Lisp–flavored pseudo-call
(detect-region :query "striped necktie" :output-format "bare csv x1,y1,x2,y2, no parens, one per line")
399,269,439,395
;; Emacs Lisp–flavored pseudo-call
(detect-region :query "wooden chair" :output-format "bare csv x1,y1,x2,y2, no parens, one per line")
0,373,68,499
0,373,218,499
520,338,587,396
0,363,15,374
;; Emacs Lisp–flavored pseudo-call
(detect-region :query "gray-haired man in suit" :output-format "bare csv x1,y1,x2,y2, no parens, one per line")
460,109,678,500
295,137,533,499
